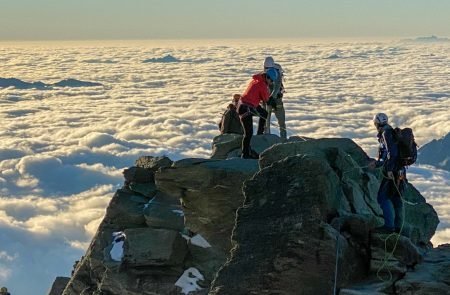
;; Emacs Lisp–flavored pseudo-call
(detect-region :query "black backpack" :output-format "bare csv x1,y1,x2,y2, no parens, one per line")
393,127,418,166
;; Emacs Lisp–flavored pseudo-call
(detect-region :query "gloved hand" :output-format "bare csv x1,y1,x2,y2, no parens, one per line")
387,171,394,179
368,160,377,170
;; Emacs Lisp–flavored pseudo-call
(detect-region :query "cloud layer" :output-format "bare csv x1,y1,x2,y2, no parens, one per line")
0,39,449,294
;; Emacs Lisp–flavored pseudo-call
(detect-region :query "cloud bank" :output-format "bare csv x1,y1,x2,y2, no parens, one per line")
0,39,449,294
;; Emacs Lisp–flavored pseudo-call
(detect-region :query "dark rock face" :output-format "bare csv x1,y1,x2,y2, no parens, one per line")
210,139,439,295
210,154,368,294
211,133,283,159
418,132,450,171
63,156,258,295
61,138,444,295
47,277,70,295
395,244,450,294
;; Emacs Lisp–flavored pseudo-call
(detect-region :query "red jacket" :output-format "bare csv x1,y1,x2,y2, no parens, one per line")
240,73,270,107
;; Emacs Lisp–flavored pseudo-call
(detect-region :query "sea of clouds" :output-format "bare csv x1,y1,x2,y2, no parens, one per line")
0,39,449,294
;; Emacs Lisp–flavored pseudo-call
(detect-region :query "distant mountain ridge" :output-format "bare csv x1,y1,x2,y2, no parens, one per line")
0,77,103,89
418,132,450,171
402,35,450,43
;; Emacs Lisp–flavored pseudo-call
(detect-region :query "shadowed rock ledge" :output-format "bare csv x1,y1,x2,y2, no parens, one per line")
58,134,448,295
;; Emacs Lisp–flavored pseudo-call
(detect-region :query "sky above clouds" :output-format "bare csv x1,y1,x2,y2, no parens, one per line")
0,0,450,40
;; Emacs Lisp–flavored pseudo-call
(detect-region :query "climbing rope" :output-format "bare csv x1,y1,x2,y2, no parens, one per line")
375,168,411,282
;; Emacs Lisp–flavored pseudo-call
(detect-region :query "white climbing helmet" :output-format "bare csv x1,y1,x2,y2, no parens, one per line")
373,113,388,126
263,56,275,68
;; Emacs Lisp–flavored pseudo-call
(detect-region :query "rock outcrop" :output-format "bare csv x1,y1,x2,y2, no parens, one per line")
47,277,70,295
209,138,438,295
61,135,447,295
63,155,258,294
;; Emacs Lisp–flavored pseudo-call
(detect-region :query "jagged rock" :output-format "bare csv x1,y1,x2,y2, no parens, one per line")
123,166,154,184
143,193,184,231
210,139,439,294
394,244,450,294
210,154,371,294
339,278,396,294
128,182,157,198
211,133,283,159
402,185,440,246
62,189,151,294
260,139,439,246
106,189,149,228
47,277,70,295
370,233,423,276
123,228,188,267
63,137,441,295
64,155,259,294
135,155,173,171
343,244,450,294
156,157,259,253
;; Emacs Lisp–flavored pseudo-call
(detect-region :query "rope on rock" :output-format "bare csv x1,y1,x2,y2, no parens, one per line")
375,169,409,282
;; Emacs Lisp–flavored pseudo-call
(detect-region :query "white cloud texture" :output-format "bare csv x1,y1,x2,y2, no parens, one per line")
0,39,449,294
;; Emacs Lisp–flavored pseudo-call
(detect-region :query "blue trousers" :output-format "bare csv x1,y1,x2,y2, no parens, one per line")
377,177,404,230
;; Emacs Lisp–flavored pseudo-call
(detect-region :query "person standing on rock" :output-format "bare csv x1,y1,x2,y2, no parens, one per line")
238,68,278,159
369,113,406,233
263,56,287,141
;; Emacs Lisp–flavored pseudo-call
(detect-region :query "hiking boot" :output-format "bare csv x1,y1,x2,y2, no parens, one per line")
371,226,395,234
241,151,259,160
249,149,259,159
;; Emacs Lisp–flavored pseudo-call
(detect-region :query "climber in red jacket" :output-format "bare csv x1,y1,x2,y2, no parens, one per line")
238,68,278,159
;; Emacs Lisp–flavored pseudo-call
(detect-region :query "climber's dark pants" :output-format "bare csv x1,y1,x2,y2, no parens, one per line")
377,173,405,230
238,104,267,156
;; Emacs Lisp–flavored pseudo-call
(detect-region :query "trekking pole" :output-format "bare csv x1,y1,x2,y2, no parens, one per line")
251,109,311,142
333,218,341,295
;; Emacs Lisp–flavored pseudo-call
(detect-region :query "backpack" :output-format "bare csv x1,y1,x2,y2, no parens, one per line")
393,127,418,166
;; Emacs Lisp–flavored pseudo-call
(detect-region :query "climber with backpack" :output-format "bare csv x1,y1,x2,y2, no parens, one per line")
369,113,417,234
237,68,278,159
218,94,243,135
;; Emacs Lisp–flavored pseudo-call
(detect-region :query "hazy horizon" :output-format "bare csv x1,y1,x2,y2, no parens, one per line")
1,0,449,41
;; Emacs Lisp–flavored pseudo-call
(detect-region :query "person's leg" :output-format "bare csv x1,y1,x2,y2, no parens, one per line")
377,179,395,230
255,105,268,135
264,104,272,134
393,178,405,230
273,102,286,140
238,105,253,157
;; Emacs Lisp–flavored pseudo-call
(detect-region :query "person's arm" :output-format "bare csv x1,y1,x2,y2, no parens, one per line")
271,75,282,99
259,81,271,103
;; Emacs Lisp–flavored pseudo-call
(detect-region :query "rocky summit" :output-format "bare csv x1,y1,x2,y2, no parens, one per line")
57,134,449,295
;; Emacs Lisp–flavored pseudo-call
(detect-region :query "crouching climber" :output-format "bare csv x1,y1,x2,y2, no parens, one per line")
237,68,278,159
218,94,243,135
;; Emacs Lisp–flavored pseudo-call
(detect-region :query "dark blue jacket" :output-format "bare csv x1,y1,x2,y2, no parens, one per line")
376,124,400,172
